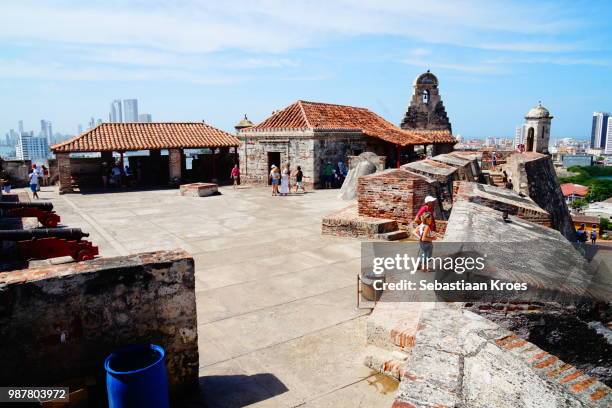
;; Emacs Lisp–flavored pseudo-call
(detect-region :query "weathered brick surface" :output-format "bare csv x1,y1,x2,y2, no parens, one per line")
504,152,576,240
56,152,73,194
0,250,199,393
357,169,435,229
321,204,399,239
454,181,551,227
179,182,218,197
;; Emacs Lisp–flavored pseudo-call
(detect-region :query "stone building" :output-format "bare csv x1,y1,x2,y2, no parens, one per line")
238,100,456,188
523,102,553,154
400,70,452,133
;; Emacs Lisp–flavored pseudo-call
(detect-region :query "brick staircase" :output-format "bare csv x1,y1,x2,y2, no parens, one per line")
363,302,434,381
488,171,505,187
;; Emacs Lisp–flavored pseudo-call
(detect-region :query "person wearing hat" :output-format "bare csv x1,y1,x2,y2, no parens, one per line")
269,165,281,196
414,195,437,232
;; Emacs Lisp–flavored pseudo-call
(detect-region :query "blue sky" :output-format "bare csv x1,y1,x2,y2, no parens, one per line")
1,0,611,139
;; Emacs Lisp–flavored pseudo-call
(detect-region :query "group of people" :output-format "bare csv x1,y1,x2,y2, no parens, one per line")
321,161,347,189
576,223,598,245
28,164,49,199
101,161,137,188
269,164,305,196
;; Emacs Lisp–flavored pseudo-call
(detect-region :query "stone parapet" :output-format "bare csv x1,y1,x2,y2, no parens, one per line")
0,249,199,394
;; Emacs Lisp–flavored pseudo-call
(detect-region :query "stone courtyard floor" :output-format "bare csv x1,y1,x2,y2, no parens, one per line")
33,185,396,407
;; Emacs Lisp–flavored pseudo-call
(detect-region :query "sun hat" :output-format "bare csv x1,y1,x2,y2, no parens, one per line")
424,196,437,203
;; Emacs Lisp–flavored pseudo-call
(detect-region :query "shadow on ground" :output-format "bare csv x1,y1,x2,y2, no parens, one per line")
179,373,289,407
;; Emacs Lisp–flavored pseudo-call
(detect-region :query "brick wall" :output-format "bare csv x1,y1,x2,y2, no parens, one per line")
454,181,551,227
56,152,73,194
0,250,199,394
357,169,433,229
169,148,182,181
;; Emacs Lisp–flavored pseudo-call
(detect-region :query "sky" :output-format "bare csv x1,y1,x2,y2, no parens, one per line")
1,0,611,139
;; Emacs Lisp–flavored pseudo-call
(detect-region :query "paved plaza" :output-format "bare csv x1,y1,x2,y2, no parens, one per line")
33,185,396,407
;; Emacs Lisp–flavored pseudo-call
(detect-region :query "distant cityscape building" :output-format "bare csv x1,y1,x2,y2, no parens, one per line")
138,113,152,123
18,120,24,136
123,99,139,122
78,124,83,135
590,112,610,150
109,100,123,123
16,133,49,160
514,125,526,148
39,119,53,142
561,154,593,168
606,120,612,155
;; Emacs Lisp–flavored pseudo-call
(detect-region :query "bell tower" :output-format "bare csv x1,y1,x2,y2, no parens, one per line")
400,70,452,132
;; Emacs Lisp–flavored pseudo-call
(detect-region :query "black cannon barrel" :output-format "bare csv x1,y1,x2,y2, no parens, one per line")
0,228,88,241
0,201,54,211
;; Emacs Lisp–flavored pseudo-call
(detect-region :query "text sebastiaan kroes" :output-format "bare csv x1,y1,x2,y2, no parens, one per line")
370,254,528,292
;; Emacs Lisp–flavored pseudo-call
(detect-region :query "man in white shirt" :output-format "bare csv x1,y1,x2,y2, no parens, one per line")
29,165,40,199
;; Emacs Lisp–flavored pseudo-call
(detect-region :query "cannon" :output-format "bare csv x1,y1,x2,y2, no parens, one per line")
0,202,60,227
0,201,54,211
0,228,99,262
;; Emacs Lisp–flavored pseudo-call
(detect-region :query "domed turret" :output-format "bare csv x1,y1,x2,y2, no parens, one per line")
235,114,253,131
413,70,438,86
525,102,552,120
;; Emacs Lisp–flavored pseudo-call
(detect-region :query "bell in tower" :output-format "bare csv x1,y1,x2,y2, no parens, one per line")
400,70,452,133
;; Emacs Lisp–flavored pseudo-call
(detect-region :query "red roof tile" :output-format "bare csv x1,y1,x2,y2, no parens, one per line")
51,123,239,153
242,100,456,146
560,183,588,197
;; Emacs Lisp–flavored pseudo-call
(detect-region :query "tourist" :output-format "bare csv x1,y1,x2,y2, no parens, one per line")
34,164,43,191
28,165,40,200
101,162,109,188
576,224,588,244
279,164,290,196
414,196,437,232
505,178,514,190
41,165,49,186
323,162,333,189
591,226,598,245
124,165,133,187
270,165,280,196
294,165,305,193
414,212,436,271
231,164,240,189
492,152,497,170
111,163,122,186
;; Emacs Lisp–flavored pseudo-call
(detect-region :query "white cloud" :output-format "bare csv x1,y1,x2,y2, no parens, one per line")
0,0,603,82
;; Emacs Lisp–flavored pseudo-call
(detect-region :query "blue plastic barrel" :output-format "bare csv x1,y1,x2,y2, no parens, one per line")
105,344,170,408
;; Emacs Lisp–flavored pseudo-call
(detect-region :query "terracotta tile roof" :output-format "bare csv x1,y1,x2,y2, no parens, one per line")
51,122,239,153
242,100,456,146
560,183,589,197
572,214,599,225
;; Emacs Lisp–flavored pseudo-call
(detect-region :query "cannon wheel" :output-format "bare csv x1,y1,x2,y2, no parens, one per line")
75,250,95,262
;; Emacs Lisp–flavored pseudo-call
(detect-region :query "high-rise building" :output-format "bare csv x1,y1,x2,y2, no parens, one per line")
514,125,527,148
123,99,139,122
78,124,83,135
16,133,49,160
605,120,612,155
47,121,53,141
591,112,610,149
18,120,24,135
110,100,123,123
138,113,152,123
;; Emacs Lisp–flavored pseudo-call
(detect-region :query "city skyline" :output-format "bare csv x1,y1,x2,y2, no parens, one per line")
1,1,611,138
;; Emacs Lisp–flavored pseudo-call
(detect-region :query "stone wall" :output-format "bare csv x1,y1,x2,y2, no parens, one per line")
239,130,389,188
504,152,576,241
357,169,434,229
0,250,199,393
454,181,551,227
432,153,477,181
1,159,31,187
392,307,611,408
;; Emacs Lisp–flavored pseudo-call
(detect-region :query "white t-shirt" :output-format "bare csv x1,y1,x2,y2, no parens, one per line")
29,171,39,185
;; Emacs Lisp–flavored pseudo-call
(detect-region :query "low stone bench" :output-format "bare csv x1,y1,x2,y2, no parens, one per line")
179,182,218,197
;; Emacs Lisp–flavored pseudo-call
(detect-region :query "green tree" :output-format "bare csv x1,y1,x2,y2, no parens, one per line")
600,217,611,231
571,198,588,210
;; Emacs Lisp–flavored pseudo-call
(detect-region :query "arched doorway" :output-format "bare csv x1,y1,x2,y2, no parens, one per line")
526,127,535,151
